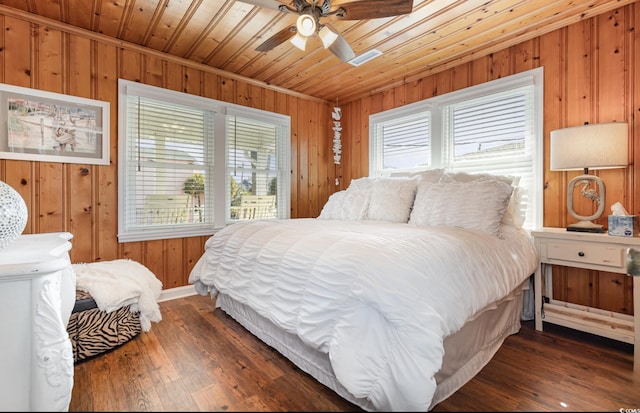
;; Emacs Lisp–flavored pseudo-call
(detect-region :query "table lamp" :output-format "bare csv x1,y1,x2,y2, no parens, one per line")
550,122,628,233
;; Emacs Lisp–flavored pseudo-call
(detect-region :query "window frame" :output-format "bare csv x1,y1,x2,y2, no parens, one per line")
117,79,291,243
369,68,544,230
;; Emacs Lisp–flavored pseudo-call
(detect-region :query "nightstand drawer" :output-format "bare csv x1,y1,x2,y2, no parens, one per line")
545,240,623,268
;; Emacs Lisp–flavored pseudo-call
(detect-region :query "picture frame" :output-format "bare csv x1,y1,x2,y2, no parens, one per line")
0,83,110,165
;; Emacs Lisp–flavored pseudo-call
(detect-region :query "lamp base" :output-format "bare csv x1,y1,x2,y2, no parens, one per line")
566,220,605,233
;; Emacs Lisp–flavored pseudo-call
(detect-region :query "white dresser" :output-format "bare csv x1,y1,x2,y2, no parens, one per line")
0,232,76,411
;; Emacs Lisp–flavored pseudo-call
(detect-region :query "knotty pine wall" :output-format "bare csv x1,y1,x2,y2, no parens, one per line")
0,3,638,316
338,3,639,315
0,13,335,290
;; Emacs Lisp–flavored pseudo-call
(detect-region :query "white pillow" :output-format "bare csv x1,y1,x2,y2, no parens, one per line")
440,171,525,228
347,176,375,192
367,177,418,223
341,190,370,220
318,191,346,219
390,168,444,184
415,168,445,183
440,171,519,186
409,179,514,237
318,189,369,220
502,185,527,228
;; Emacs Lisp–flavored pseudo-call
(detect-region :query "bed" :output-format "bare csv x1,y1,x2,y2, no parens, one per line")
189,170,539,411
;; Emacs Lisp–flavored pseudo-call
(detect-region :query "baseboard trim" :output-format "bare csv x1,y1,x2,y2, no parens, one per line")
158,285,198,302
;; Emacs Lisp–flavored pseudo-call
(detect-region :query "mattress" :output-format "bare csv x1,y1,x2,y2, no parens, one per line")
214,279,528,411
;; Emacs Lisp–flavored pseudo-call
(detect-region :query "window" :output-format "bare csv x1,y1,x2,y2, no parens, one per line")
371,109,431,174
117,80,290,242
369,68,543,229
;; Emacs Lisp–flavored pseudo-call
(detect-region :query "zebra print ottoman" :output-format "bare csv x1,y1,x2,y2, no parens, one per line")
66,290,141,363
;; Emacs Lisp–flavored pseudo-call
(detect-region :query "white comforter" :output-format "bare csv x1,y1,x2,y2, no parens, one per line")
189,218,538,411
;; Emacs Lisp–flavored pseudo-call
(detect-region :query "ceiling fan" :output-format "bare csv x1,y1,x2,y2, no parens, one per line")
243,0,414,62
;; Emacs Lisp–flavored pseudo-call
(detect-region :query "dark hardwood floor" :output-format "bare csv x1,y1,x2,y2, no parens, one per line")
69,293,639,412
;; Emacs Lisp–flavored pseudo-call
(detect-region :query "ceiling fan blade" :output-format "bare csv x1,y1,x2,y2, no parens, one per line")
256,26,296,52
328,32,355,62
330,0,413,20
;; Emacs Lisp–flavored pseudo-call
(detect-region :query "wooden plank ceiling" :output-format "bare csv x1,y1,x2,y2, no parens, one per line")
0,0,633,103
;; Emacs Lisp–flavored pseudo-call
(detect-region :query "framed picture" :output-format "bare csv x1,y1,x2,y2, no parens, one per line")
0,83,110,165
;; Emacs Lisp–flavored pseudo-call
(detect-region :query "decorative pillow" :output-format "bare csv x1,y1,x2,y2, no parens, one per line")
346,176,375,193
340,190,370,220
318,191,346,219
502,185,527,228
367,177,419,223
390,168,444,184
409,179,514,237
440,171,525,228
440,171,519,186
415,168,445,183
318,189,370,220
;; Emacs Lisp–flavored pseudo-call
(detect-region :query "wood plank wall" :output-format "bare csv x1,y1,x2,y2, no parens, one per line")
339,3,639,315
0,12,334,290
0,3,637,316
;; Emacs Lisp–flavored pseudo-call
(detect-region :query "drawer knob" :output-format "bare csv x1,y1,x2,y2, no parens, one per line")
578,251,585,257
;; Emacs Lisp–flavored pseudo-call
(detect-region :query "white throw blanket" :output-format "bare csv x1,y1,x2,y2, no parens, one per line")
73,259,163,331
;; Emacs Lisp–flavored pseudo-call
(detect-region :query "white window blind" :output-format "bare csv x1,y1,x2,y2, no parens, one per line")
370,101,432,175
441,85,537,228
374,111,431,173
445,89,529,163
124,95,212,228
226,114,289,222
369,68,543,229
118,79,290,242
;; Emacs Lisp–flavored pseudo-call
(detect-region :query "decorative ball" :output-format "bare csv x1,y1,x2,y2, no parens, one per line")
0,180,28,249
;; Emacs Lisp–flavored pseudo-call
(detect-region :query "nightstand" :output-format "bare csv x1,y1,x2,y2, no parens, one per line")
532,227,640,373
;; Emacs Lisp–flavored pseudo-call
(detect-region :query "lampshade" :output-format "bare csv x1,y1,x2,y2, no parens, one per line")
319,24,339,48
550,122,628,171
290,33,307,51
327,33,355,62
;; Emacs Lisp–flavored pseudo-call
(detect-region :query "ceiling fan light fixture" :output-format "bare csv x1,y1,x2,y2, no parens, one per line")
296,14,316,37
249,0,414,63
328,34,356,62
319,24,339,48
290,32,308,51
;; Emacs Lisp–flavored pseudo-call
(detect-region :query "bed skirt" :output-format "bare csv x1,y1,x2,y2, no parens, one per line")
215,280,528,411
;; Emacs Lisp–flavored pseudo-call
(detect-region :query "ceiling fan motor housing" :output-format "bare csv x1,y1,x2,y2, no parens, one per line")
255,0,414,62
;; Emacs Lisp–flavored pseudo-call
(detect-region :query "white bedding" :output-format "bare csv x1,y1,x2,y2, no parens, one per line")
189,218,538,411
